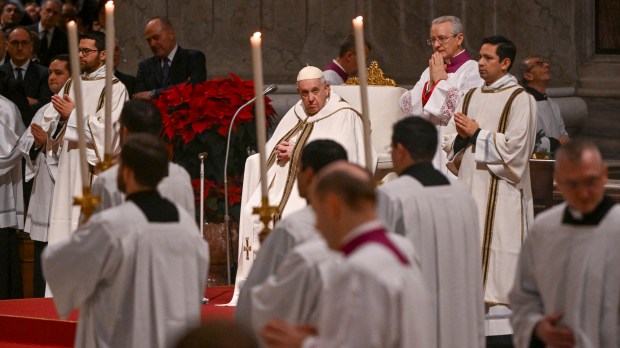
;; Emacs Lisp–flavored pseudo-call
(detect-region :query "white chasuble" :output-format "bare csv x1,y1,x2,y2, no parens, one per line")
47,66,128,245
443,75,537,307
230,91,370,305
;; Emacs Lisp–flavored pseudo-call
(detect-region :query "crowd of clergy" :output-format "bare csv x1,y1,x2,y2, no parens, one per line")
0,3,617,348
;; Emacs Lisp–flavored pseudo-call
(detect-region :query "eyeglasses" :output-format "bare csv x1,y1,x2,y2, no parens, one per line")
78,48,99,56
527,60,547,71
9,40,31,47
426,34,457,46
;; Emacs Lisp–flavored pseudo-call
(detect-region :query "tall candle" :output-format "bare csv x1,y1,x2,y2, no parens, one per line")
352,16,373,172
250,32,268,197
67,21,89,186
104,1,114,155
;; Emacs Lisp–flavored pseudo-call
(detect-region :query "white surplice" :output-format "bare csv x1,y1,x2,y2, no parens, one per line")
443,74,536,335
18,103,62,241
399,51,483,175
90,162,195,215
0,95,26,229
377,175,485,348
43,201,209,348
231,91,372,304
535,97,569,152
235,206,317,320
47,66,128,245
305,221,435,348
510,202,620,348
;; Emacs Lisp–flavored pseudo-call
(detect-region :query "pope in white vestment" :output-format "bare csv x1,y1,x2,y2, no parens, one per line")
46,65,128,244
233,67,371,302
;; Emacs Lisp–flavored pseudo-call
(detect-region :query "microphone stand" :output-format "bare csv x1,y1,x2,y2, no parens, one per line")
223,84,277,285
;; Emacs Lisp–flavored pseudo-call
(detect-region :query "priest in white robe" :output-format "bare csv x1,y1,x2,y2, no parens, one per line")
91,99,194,215
399,16,483,175
17,55,72,297
43,134,209,348
377,117,484,348
510,140,620,348
443,36,536,340
262,162,434,348
47,32,128,245
233,66,372,303
235,139,348,336
0,95,26,299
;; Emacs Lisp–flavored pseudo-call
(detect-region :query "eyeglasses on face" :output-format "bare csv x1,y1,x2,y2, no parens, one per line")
78,48,99,56
426,34,457,46
527,60,547,71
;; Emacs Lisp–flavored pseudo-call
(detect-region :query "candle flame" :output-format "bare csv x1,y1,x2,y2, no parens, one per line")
252,32,261,39
106,0,113,7
354,16,363,23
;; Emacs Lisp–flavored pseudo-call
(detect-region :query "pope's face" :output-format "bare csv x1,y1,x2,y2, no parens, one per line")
297,78,330,115
555,149,607,214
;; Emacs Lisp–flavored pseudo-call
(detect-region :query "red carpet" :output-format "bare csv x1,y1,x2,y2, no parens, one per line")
0,286,235,347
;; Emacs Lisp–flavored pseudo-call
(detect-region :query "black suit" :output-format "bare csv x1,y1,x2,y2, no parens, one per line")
134,46,207,96
115,69,137,97
25,24,69,67
0,69,31,127
0,61,52,125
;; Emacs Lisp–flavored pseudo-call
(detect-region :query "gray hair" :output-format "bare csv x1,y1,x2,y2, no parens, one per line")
431,16,464,35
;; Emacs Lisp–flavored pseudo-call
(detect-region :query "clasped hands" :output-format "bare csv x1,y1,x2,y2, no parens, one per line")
51,94,75,121
454,112,479,139
428,52,448,87
275,141,294,162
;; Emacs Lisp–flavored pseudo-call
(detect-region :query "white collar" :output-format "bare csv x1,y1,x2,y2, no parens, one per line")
340,220,385,246
84,64,106,78
164,45,179,65
482,73,518,91
10,59,30,71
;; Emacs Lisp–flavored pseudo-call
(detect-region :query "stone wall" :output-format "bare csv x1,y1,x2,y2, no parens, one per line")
115,0,587,88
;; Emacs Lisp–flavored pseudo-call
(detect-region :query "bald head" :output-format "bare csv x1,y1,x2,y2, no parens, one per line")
313,161,375,210
145,16,176,59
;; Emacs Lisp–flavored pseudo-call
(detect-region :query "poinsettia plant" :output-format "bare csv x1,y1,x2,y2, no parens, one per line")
153,74,277,222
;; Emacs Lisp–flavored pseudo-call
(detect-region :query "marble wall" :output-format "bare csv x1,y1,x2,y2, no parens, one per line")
115,0,612,92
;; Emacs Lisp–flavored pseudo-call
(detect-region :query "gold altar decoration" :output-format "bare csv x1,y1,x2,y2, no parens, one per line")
345,61,397,86
74,187,101,224
252,196,277,243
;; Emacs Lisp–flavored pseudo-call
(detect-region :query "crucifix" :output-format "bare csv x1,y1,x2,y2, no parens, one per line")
243,237,252,260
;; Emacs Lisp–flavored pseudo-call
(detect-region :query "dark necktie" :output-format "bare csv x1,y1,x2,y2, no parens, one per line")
15,67,23,82
40,30,49,57
161,58,170,86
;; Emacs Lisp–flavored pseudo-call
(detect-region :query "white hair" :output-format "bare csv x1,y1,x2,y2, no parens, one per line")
431,16,464,35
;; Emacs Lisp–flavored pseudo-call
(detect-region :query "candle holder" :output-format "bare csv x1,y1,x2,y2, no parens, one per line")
73,187,101,224
95,153,115,173
252,196,277,243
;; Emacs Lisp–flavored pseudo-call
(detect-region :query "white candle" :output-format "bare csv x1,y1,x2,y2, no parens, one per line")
250,32,268,197
352,16,373,172
104,1,114,155
67,21,89,186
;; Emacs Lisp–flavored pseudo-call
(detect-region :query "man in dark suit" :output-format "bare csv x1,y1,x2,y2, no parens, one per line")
25,0,68,67
133,17,206,99
0,29,10,65
1,26,52,125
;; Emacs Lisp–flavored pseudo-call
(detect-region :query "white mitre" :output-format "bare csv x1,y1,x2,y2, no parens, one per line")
297,66,324,81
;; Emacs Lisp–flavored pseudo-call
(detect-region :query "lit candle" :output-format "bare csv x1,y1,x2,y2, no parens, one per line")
250,32,268,197
67,21,89,186
352,16,373,172
104,1,114,155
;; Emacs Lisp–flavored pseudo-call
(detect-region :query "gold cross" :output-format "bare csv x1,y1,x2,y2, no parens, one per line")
243,237,252,260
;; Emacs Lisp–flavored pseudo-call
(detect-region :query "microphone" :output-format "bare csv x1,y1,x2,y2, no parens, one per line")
220,83,278,285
